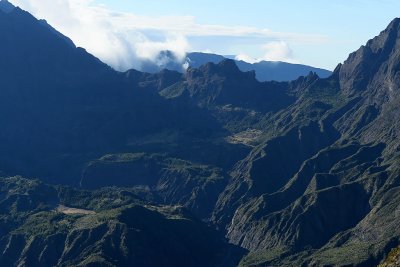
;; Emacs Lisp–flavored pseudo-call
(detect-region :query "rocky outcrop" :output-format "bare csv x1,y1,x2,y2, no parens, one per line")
1,4,400,267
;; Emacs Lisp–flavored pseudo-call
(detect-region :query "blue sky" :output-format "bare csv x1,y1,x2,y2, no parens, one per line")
94,0,400,70
10,0,400,71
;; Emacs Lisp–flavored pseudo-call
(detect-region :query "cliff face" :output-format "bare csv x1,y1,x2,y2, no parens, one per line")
214,18,400,266
1,3,400,266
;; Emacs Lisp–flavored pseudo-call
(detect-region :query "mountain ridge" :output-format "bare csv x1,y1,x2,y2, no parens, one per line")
0,4,399,267
140,51,332,82
0,0,14,13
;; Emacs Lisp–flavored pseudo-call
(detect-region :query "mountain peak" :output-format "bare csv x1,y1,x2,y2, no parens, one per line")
0,0,15,13
365,17,400,53
337,17,400,92
217,59,241,72
189,59,255,81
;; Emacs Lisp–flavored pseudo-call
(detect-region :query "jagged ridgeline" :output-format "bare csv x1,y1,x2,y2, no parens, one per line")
140,51,332,82
1,1,400,266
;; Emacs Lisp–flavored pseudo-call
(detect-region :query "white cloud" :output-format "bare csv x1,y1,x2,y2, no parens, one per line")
9,0,324,71
236,41,298,64
134,34,189,62
235,54,258,64
9,0,190,71
262,41,297,63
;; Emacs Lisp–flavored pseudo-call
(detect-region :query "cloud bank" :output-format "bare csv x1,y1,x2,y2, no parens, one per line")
10,0,190,71
236,41,298,64
9,0,327,71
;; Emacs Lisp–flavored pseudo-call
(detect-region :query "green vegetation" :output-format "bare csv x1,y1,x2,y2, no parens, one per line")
2,6,400,267
0,176,242,267
380,247,400,267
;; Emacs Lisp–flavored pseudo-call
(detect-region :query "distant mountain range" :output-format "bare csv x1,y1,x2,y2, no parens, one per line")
0,1,400,266
141,51,332,82
187,52,332,81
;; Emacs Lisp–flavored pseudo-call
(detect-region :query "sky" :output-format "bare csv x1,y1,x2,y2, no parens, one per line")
8,0,400,71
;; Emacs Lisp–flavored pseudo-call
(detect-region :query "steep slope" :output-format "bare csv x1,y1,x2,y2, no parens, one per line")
212,18,400,266
80,153,229,219
0,5,239,186
0,0,13,13
161,59,294,112
0,176,243,267
1,3,400,267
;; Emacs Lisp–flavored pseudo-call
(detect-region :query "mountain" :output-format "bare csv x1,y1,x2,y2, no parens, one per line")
0,3,238,186
140,50,188,73
140,51,332,82
221,18,400,266
0,176,243,267
0,0,14,13
160,59,294,111
187,52,333,82
185,52,227,67
1,2,400,266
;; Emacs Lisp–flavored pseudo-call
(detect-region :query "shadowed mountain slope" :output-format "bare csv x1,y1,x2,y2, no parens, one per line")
1,2,400,266
0,177,244,267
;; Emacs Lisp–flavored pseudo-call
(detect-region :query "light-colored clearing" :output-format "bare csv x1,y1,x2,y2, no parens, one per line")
226,129,263,146
56,205,95,215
